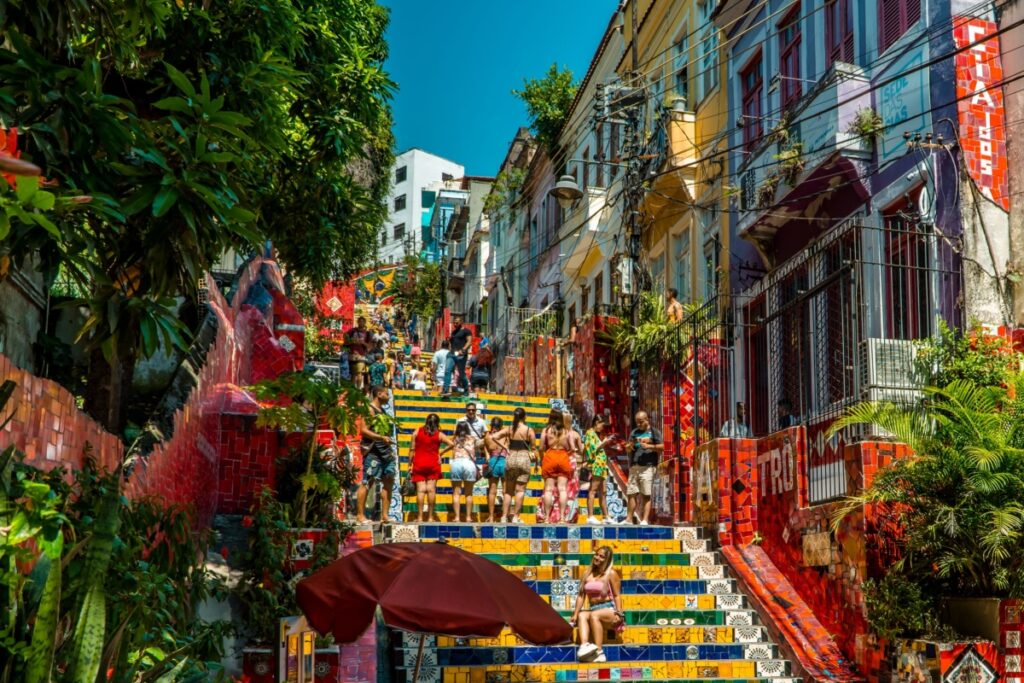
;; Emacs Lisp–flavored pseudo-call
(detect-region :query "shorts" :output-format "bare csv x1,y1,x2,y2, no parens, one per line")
542,448,573,480
504,450,533,485
411,463,441,483
450,457,479,482
363,452,397,483
626,464,655,496
487,453,507,479
583,600,615,613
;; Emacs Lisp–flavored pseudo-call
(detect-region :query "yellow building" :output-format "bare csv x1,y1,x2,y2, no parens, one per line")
622,0,730,306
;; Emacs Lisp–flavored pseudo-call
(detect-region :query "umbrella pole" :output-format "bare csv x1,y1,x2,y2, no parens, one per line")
412,635,425,683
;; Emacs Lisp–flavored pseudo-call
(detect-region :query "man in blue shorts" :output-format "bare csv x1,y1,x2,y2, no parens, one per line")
355,385,395,524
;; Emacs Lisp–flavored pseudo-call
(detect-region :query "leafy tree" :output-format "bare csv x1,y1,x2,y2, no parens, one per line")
386,254,442,320
0,0,395,431
915,320,1022,389
483,167,526,216
250,370,379,526
513,64,578,157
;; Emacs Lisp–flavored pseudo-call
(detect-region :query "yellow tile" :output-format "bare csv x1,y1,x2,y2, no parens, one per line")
698,594,715,609
734,660,756,677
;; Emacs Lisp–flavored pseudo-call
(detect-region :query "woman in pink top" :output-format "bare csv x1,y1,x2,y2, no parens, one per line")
570,546,623,663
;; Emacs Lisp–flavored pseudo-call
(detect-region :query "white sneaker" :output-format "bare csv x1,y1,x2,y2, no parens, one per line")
587,516,602,525
593,649,607,663
639,519,649,526
577,643,598,661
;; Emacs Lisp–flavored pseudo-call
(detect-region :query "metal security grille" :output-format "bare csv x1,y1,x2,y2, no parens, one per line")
739,217,960,504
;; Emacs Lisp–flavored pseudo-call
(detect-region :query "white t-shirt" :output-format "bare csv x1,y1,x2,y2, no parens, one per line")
431,349,450,384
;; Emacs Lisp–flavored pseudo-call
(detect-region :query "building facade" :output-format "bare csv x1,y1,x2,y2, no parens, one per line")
380,148,464,266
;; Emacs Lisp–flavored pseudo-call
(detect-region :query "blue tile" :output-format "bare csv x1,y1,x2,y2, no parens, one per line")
481,526,493,539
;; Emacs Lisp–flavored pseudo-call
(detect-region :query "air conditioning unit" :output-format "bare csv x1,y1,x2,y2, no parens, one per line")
858,338,921,392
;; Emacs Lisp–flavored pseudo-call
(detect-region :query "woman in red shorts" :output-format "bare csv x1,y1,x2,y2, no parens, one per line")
411,413,453,522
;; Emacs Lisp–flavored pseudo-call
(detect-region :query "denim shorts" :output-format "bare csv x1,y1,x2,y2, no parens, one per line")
583,600,615,612
450,457,479,482
363,453,397,483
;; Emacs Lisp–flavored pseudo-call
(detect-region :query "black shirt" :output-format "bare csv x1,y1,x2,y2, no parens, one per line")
629,427,662,467
361,405,392,459
450,327,472,354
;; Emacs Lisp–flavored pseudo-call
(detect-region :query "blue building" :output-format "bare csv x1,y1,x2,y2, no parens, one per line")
713,0,1010,455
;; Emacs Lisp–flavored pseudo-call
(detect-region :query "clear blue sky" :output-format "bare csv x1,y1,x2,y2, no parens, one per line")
382,0,620,177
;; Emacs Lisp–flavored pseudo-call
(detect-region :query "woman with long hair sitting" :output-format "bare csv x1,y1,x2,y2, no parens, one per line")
570,546,624,662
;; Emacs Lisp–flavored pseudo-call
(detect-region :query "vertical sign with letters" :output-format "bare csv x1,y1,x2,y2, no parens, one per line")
954,18,1010,211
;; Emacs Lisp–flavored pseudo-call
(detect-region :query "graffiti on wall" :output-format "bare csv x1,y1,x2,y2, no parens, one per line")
757,431,796,500
954,17,1010,211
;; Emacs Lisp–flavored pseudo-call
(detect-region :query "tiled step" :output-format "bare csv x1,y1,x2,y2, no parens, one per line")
402,659,794,682
421,625,770,648
405,524,694,541
397,643,782,667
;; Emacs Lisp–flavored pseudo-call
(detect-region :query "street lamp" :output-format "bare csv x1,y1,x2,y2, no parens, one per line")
550,175,583,210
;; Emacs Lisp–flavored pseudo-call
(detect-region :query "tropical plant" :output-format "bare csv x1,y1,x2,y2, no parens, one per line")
862,573,954,641
233,488,351,645
0,0,395,432
1,447,230,682
830,378,1024,604
605,292,712,368
513,64,578,156
250,370,379,527
847,108,885,143
386,254,442,320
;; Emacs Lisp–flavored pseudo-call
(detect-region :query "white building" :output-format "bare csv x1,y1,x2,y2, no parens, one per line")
380,148,465,266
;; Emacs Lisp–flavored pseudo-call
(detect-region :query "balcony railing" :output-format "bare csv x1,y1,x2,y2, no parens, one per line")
736,63,872,237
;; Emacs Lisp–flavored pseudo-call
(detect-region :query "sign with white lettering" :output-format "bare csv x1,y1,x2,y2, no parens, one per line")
954,18,1010,211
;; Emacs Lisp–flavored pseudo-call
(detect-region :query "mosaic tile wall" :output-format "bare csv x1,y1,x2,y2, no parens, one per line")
0,352,124,472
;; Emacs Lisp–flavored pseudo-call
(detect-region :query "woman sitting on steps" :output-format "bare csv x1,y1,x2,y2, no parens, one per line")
570,546,624,663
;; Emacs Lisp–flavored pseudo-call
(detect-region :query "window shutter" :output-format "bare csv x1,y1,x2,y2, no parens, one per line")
879,0,903,53
905,0,921,30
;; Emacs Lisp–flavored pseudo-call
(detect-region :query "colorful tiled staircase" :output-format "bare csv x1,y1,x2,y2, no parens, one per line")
381,522,800,683
388,389,627,524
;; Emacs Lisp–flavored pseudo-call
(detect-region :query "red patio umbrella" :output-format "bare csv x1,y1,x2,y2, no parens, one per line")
296,542,572,678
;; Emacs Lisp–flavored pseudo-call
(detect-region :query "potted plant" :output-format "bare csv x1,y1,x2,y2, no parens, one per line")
756,172,781,208
775,144,805,187
847,108,884,145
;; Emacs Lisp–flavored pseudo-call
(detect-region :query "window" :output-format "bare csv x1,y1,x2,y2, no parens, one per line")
702,235,719,300
674,32,689,103
394,223,405,240
675,229,691,302
879,0,921,54
394,194,406,211
582,147,590,191
610,124,620,178
826,0,854,66
884,190,931,339
395,165,407,183
380,230,387,247
593,272,604,310
741,52,764,151
696,1,719,103
779,5,802,110
650,252,666,294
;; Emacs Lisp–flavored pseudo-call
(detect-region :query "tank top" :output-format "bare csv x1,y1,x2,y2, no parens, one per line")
413,428,441,462
584,574,611,600
509,425,532,450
